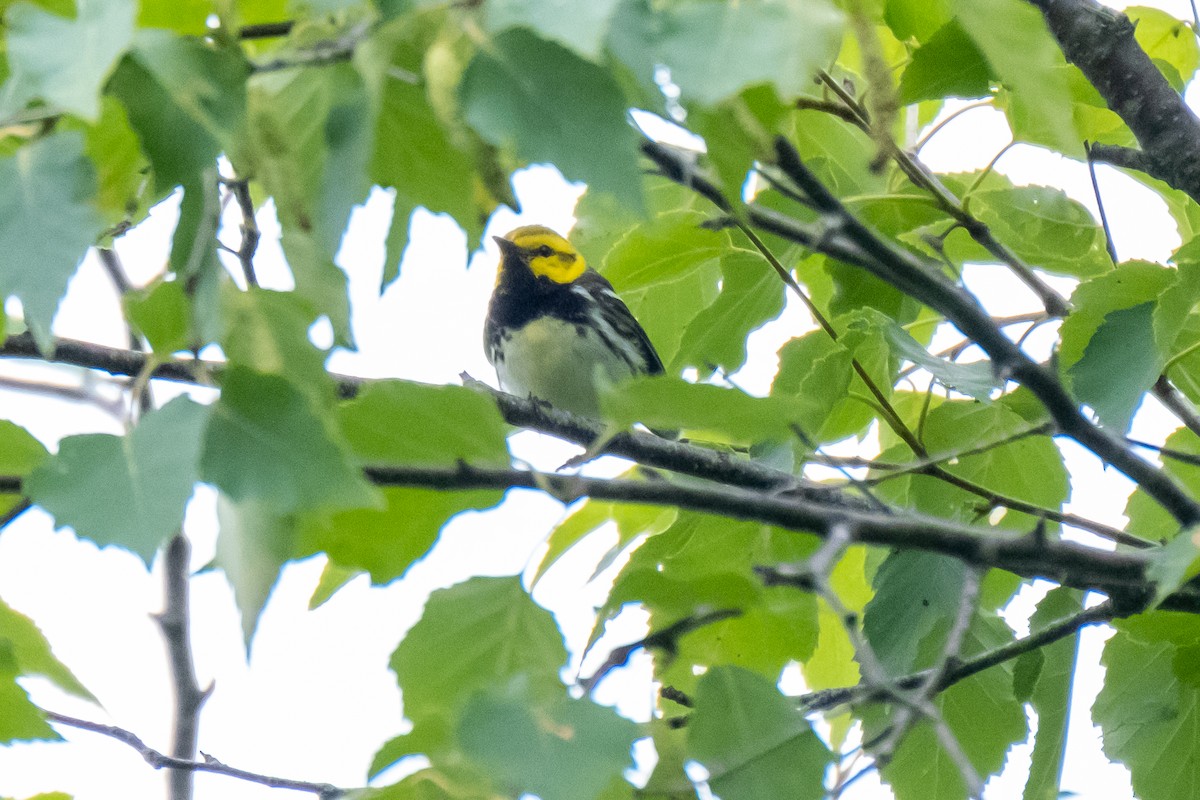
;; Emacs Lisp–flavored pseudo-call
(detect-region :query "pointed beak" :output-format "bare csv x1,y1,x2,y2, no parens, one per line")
493,235,519,256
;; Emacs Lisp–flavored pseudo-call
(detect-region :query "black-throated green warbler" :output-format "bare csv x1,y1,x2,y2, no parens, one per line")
484,225,664,417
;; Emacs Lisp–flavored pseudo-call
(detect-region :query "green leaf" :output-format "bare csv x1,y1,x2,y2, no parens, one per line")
773,307,897,444
603,513,818,682
247,65,346,231
600,212,725,365
108,32,247,280
0,654,57,743
0,0,136,121
869,614,1027,798
1148,527,1200,607
898,19,992,104
220,287,332,397
1021,587,1084,800
108,31,248,193
884,0,952,41
126,278,191,356
863,550,969,676
277,228,353,348
369,59,476,284
389,577,567,722
79,95,154,226
686,84,790,199
361,764,493,800
0,595,92,700
481,0,620,60
601,377,817,445
1127,428,1200,544
0,421,48,522
801,551,872,749
608,0,844,105
771,332,852,438
201,368,378,515
312,66,375,260
531,499,675,584
215,495,298,646
0,131,106,348
883,319,998,401
1128,6,1199,93
687,666,830,800
308,559,363,610
1094,612,1200,800
1060,262,1179,367
459,684,639,800
460,28,643,211
878,399,1067,530
1059,262,1193,430
957,0,1081,155
967,186,1112,278
675,251,785,377
301,381,509,582
27,396,210,564
337,380,511,466
138,0,212,33
1069,302,1159,431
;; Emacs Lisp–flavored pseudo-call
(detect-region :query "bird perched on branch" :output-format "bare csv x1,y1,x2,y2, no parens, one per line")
484,225,664,418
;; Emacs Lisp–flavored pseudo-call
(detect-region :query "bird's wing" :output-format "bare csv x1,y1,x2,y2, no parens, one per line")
575,270,665,375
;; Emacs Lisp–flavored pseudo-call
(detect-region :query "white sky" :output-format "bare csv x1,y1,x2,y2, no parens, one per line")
1,2,1197,797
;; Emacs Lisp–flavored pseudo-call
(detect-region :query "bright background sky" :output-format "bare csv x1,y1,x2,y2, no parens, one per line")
0,2,1194,797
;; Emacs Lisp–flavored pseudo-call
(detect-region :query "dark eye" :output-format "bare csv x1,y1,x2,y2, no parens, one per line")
536,245,553,257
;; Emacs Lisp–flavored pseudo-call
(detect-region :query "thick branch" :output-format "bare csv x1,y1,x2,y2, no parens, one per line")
759,140,1200,527
0,333,860,506
10,464,1159,606
156,534,211,800
42,710,340,797
1028,0,1200,202
356,463,1186,611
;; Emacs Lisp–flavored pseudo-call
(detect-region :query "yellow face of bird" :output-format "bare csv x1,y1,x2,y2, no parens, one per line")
495,225,587,285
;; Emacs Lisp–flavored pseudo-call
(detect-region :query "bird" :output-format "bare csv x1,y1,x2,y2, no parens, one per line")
484,224,664,418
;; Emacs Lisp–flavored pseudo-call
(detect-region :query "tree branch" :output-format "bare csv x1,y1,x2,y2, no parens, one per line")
41,710,341,798
758,138,1200,527
0,334,862,506
221,178,260,289
794,599,1115,713
1028,0,1200,203
155,534,212,800
810,71,1072,317
346,463,1186,611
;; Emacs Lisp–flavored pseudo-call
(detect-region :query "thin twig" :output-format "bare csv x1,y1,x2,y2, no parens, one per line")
42,710,341,797
1084,142,1119,263
915,100,995,153
239,21,295,39
796,599,1116,713
580,608,743,691
223,178,260,288
0,373,126,419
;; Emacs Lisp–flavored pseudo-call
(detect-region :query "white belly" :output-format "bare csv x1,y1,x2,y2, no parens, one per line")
495,316,638,417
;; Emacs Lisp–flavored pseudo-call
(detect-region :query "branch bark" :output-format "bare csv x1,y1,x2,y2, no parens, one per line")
42,710,340,798
758,139,1200,527
350,462,1186,612
1028,0,1200,202
156,534,211,800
